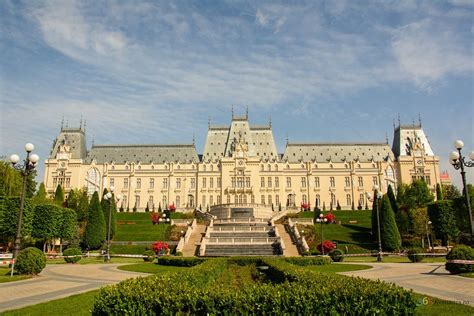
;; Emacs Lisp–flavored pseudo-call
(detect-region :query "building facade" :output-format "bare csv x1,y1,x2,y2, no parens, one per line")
43,114,440,212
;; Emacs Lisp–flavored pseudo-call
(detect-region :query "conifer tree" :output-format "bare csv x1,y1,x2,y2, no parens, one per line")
33,183,48,204
66,189,78,210
83,191,105,249
110,193,117,237
371,195,378,237
76,189,89,222
436,183,444,201
380,195,401,251
387,185,398,213
54,184,65,206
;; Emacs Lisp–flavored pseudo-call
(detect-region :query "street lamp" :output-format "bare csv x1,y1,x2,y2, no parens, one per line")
426,221,432,251
9,143,39,262
315,213,328,255
449,140,474,244
366,185,383,262
158,213,170,250
103,186,121,262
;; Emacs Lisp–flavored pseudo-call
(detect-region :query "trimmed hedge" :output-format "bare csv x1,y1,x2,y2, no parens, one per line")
329,249,344,262
446,245,474,274
93,258,416,315
407,248,424,263
63,247,82,263
142,250,155,262
16,247,46,275
283,256,331,266
156,256,205,267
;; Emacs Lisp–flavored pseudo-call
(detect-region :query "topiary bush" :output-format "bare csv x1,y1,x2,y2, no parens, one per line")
407,248,424,263
63,247,82,263
284,257,331,266
15,247,46,275
142,250,155,262
157,256,205,267
329,249,344,262
445,245,474,274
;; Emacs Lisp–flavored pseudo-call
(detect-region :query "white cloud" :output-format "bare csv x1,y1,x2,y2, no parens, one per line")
391,19,472,90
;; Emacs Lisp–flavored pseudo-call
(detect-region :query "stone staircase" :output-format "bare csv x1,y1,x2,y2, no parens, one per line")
181,224,206,257
200,218,283,257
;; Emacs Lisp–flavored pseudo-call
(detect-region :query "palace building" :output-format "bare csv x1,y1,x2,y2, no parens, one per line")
43,113,440,212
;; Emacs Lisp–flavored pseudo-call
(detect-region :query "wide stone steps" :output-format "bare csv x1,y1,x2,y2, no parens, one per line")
208,232,275,238
204,244,281,256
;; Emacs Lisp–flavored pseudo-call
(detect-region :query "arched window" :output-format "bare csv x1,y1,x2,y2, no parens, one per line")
86,168,100,196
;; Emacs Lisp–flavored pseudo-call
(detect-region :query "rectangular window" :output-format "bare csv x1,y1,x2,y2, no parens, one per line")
176,178,181,189
110,178,115,187
426,176,431,185
210,195,213,205
53,177,58,187
286,177,291,188
251,195,255,204
124,178,129,189
330,177,335,187
275,177,279,188
302,194,307,204
268,177,272,188
373,176,378,186
315,177,320,188
246,177,251,188
346,194,351,206
237,177,243,188
301,177,306,188
217,178,221,188
162,195,167,207
275,195,279,206
217,195,221,204
149,178,154,189
202,195,206,206
202,178,207,188
261,195,265,205
122,195,127,208
210,178,214,188
261,177,265,187
345,177,350,187
163,178,168,189
149,196,153,203
358,177,363,187
191,178,196,189
359,194,365,206
176,196,180,208
231,177,236,188
268,195,272,205
135,195,140,208
65,178,70,188
136,178,141,189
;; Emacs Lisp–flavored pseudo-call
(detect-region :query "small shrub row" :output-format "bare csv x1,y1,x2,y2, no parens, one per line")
142,250,155,262
446,245,474,274
156,256,206,267
407,248,424,263
93,258,416,315
227,256,265,266
283,256,331,266
63,247,82,264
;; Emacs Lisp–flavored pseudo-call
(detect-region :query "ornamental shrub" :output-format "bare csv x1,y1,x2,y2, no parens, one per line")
380,195,401,251
63,247,82,263
16,247,46,275
445,245,474,274
157,256,205,267
142,250,155,262
83,191,105,249
283,257,331,266
407,248,424,263
317,240,336,254
329,249,344,262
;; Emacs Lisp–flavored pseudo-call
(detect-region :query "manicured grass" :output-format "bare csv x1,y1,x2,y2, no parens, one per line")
0,267,31,283
298,210,376,253
459,272,474,278
110,244,151,255
115,213,171,241
414,293,474,316
344,256,446,263
305,263,372,274
215,264,261,288
2,290,99,316
118,262,190,274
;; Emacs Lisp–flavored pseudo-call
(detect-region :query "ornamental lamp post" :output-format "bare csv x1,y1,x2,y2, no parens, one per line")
9,143,39,265
366,185,383,262
449,140,474,244
103,186,121,262
315,213,328,255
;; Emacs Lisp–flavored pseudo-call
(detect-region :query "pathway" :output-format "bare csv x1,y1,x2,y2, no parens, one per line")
340,262,474,305
275,224,300,257
182,224,206,257
0,264,148,313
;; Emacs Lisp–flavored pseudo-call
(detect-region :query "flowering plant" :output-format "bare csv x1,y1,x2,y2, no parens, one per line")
301,203,311,211
152,241,169,254
325,213,335,223
168,204,176,212
150,212,159,225
317,240,336,254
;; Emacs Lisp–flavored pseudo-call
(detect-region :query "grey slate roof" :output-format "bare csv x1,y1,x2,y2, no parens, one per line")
392,124,434,158
85,144,199,164
50,128,87,159
282,142,394,163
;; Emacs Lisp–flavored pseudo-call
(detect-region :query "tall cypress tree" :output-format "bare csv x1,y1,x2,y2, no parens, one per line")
77,190,89,222
371,194,378,238
101,188,109,229
83,191,105,249
387,185,398,213
110,194,117,238
33,183,48,204
54,184,65,206
380,195,401,251
66,189,78,210
436,183,444,201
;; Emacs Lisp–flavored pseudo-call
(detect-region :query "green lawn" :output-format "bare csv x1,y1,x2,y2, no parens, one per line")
414,293,474,316
0,267,31,283
118,262,190,274
459,272,474,278
46,256,144,265
344,256,446,263
114,213,171,241
2,290,99,316
298,210,376,253
305,263,372,274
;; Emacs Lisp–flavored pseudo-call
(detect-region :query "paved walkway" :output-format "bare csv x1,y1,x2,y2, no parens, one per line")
0,264,148,312
275,224,300,256
340,262,474,305
182,224,206,256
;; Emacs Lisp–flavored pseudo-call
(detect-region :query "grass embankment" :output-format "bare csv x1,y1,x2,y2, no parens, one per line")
298,210,376,253
0,267,31,283
114,212,171,242
344,256,446,263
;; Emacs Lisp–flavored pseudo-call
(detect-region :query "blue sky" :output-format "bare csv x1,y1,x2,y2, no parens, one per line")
0,0,473,186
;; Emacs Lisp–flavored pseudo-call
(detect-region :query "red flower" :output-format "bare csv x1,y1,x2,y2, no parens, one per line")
168,204,176,212
325,213,335,223
152,241,169,254
301,203,311,211
150,212,159,225
317,240,336,254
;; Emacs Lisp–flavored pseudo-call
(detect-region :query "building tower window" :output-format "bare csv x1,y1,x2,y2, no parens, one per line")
210,178,214,188
301,177,306,188
163,178,168,189
124,178,129,189
286,177,291,188
176,178,181,189
302,194,307,204
261,177,265,187
345,177,350,187
162,195,167,207
191,178,195,189
268,177,272,188
315,177,320,188
373,176,378,186
330,177,335,187
246,177,250,187
275,177,279,188
316,194,320,207
202,178,207,188
358,177,363,187
135,195,140,209
149,178,154,189
136,178,141,189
